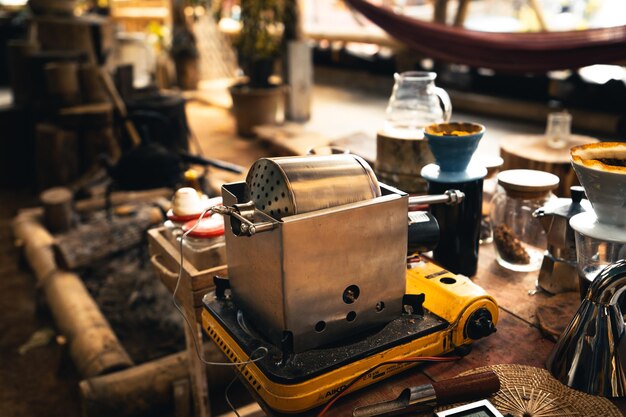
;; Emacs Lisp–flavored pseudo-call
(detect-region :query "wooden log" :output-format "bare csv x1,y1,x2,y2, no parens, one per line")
375,130,433,194
46,271,134,376
58,102,114,128
57,102,121,168
12,212,56,282
40,187,75,233
44,61,81,106
35,123,79,190
74,188,173,213
27,50,86,112
12,213,134,377
500,134,598,197
78,64,109,103
79,344,233,417
34,15,112,65
53,206,163,270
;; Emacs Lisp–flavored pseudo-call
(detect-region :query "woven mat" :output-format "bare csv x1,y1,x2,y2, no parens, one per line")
442,364,622,417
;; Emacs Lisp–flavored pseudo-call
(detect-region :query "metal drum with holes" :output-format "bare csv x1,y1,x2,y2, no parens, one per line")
245,155,381,220
221,155,408,354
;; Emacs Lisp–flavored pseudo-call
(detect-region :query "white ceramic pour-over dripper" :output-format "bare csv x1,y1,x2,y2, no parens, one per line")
570,143,626,227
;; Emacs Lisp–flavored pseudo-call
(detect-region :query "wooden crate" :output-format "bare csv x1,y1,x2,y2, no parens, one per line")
148,226,227,417
147,226,226,322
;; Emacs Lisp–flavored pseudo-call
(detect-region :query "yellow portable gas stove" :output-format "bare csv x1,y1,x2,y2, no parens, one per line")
200,155,498,413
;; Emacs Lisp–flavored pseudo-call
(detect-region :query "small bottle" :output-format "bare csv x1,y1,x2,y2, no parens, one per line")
491,169,559,272
180,214,226,270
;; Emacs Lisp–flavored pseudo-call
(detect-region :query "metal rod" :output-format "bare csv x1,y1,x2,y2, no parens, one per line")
408,190,465,209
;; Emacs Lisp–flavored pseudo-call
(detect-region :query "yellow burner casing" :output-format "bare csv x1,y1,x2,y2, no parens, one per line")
201,259,498,414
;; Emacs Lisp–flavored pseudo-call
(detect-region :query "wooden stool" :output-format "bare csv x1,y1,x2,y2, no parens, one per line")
500,134,598,197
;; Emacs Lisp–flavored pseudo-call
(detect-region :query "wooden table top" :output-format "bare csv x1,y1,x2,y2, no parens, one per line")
500,133,598,164
249,243,626,417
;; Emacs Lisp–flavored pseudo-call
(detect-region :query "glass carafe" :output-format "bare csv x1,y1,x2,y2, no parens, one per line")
383,71,452,137
376,71,452,194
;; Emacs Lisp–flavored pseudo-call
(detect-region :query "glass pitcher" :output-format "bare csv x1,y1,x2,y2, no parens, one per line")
376,71,452,193
383,71,452,137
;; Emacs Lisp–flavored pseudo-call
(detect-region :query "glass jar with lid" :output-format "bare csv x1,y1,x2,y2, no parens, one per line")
180,214,226,270
490,169,559,271
164,191,222,245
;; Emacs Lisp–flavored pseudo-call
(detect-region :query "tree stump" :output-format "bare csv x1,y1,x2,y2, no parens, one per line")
500,134,598,197
40,186,75,233
375,130,434,194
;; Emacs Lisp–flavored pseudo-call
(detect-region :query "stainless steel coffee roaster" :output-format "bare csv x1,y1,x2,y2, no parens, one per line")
214,155,463,353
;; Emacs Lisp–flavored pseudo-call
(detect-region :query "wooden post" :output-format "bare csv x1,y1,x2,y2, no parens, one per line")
285,41,312,122
434,0,449,23
40,187,75,233
283,1,312,122
453,0,470,27
35,123,79,190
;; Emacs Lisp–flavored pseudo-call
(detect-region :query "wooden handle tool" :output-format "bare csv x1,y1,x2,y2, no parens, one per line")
352,371,500,417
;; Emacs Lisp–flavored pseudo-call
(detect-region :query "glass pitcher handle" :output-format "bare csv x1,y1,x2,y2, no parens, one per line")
434,87,452,122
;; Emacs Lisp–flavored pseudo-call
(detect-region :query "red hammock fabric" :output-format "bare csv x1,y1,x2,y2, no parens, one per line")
345,0,626,72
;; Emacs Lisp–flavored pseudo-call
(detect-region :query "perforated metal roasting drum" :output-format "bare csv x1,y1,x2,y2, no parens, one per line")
245,155,381,220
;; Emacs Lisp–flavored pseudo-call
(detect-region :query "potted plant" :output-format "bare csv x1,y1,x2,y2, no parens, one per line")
223,0,286,136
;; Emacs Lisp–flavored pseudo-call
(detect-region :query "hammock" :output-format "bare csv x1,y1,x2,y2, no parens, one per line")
345,0,626,72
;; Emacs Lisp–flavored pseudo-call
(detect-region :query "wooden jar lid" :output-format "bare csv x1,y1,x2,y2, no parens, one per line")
497,169,560,197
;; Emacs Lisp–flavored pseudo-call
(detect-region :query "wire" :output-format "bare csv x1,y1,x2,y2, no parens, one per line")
225,374,242,417
172,206,269,367
172,208,457,417
316,355,461,417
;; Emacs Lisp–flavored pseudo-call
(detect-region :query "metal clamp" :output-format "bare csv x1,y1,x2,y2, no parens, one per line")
212,203,275,237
